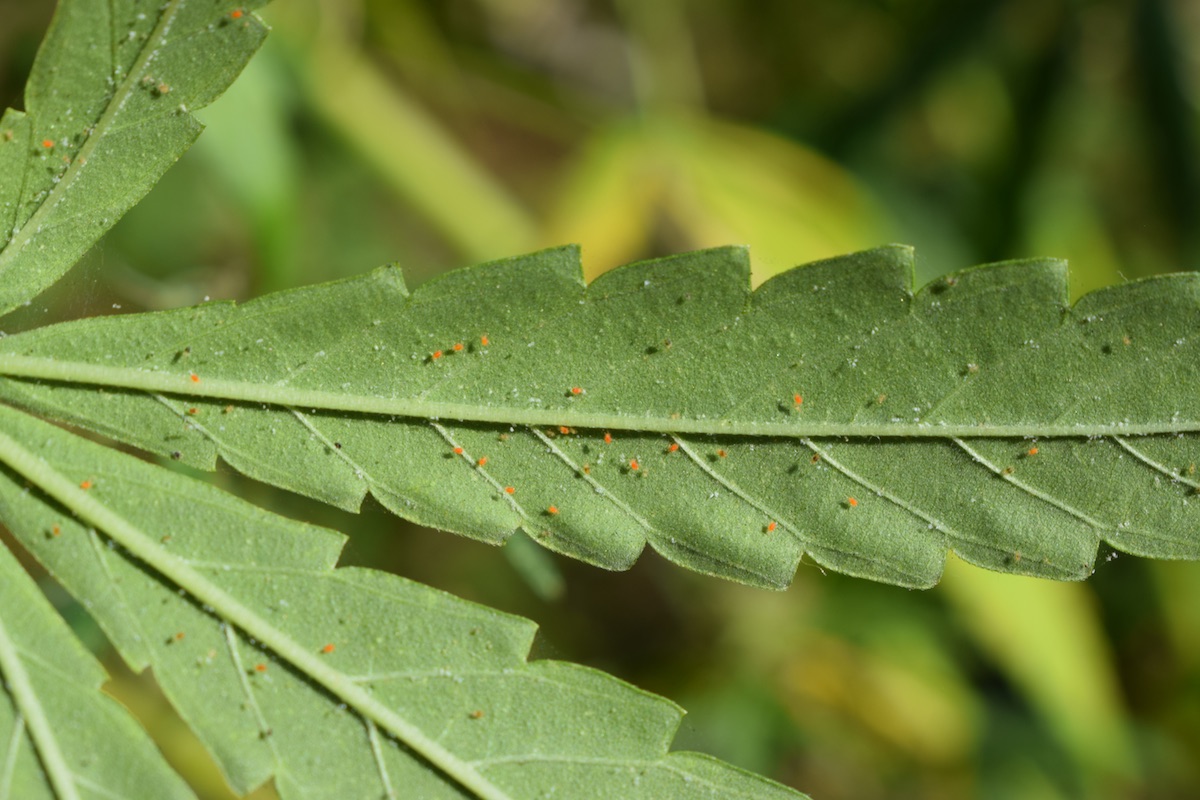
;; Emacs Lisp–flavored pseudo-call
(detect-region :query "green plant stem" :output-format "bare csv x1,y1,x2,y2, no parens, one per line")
0,425,512,800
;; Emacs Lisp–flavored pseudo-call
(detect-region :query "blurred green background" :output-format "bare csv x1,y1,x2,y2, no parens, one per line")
4,0,1200,797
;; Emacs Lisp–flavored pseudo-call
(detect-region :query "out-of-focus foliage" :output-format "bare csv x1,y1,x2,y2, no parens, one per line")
2,0,1199,798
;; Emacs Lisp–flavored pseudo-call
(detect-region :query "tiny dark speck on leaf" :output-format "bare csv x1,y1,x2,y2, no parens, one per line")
170,451,182,460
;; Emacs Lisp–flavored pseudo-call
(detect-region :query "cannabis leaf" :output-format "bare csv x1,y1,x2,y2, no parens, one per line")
0,0,268,316
0,244,1196,589
0,404,802,799
0,539,195,800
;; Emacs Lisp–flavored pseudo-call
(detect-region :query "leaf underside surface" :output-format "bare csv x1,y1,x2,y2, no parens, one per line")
0,0,268,316
0,538,195,800
0,404,803,799
0,244,1196,589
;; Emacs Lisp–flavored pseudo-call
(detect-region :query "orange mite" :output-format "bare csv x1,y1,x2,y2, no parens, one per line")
453,446,464,455
476,456,488,466
716,449,727,458
174,632,185,641
321,644,335,654
629,459,640,471
559,426,571,435
51,524,61,537
41,139,53,148
480,335,490,346
667,443,679,453
570,387,584,395
189,372,200,383
793,394,803,406
187,407,199,415
453,342,464,352
504,486,515,494
766,521,777,532
546,505,559,515
603,432,613,444
79,480,93,490
1026,447,1039,456
469,710,485,719
431,350,443,360
811,454,821,464
231,9,244,19
847,497,858,508
254,663,267,673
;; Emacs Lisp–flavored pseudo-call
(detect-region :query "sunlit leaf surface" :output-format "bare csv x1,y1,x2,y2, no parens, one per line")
0,0,268,315
0,245,1196,589
0,540,195,800
0,405,805,800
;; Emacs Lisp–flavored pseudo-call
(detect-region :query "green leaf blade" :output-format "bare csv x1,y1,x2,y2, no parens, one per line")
0,542,195,800
0,246,1197,589
0,406,806,799
0,0,269,318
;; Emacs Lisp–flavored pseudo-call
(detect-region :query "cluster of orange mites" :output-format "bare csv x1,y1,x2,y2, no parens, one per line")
430,335,489,361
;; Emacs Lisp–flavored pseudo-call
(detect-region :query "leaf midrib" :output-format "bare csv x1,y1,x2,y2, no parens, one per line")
0,353,1193,438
